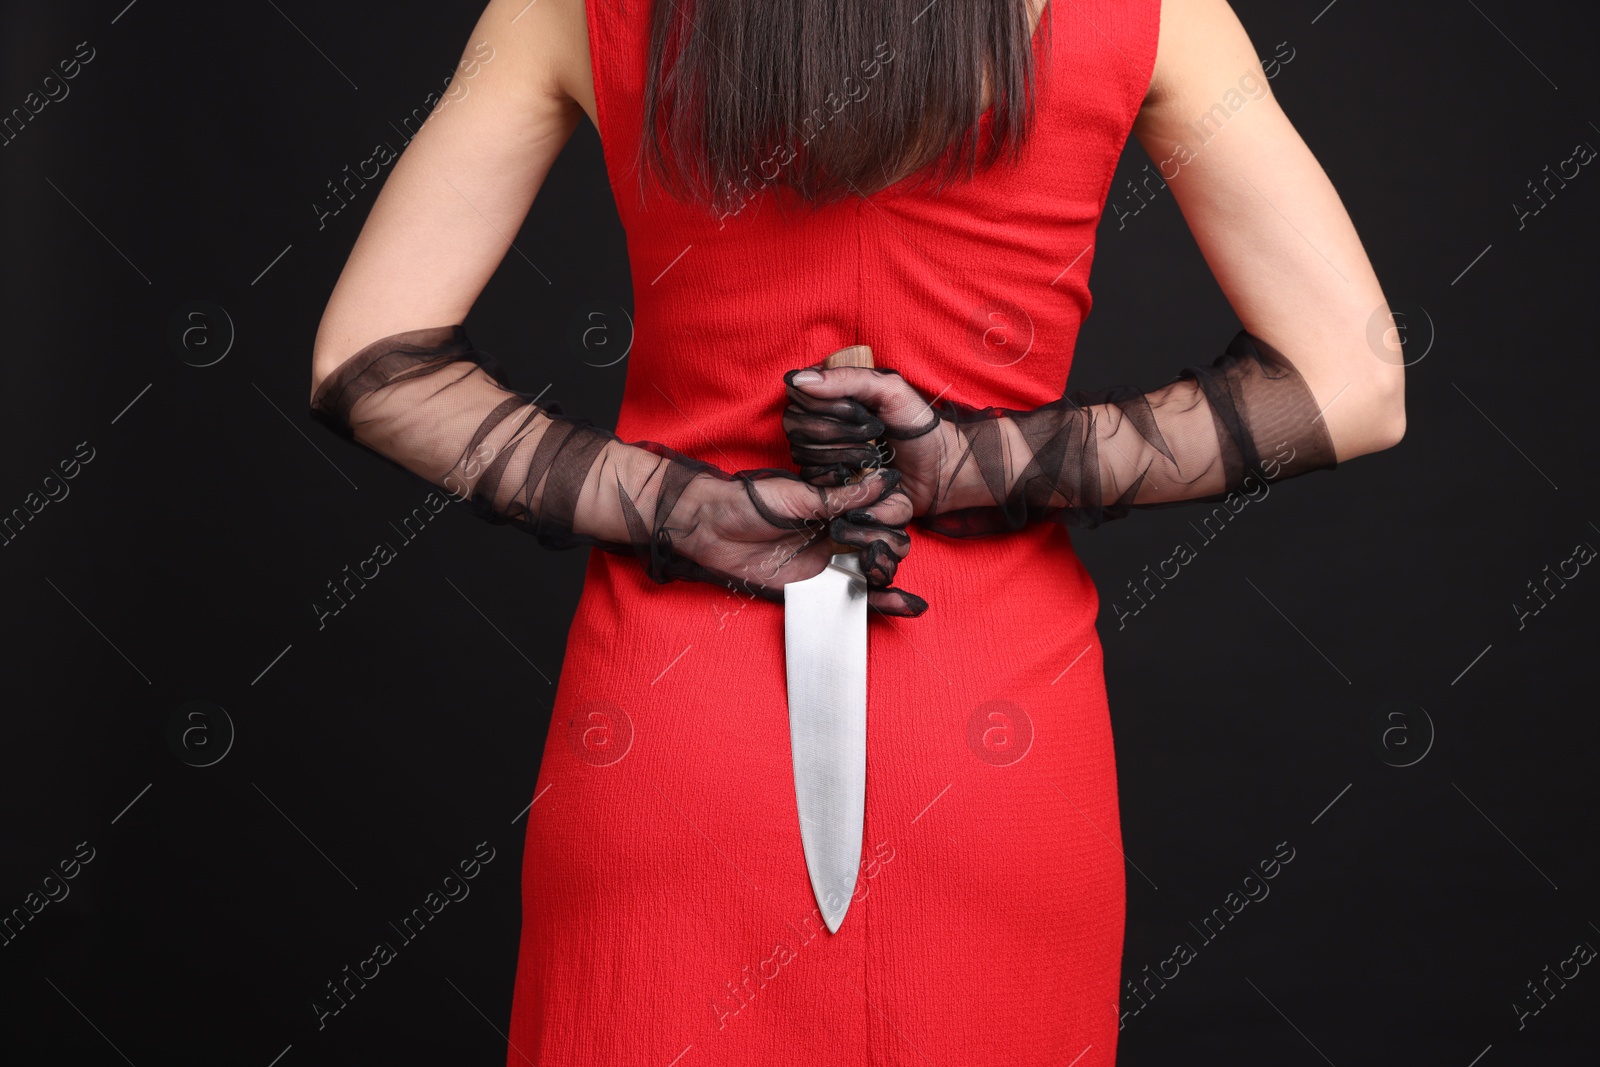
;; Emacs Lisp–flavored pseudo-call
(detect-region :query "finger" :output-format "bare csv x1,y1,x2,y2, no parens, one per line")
745,466,895,529
828,482,914,589
867,587,929,617
842,485,913,528
790,443,883,478
829,514,912,556
783,401,884,481
796,461,864,487
817,467,902,518
783,401,883,445
783,365,898,401
783,366,937,438
782,384,878,424
829,520,910,589
784,421,882,472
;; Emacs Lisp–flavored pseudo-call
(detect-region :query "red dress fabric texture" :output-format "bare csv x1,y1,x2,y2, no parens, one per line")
507,1,1162,1063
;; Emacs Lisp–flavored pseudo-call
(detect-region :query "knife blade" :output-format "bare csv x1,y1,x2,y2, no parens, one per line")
783,343,877,934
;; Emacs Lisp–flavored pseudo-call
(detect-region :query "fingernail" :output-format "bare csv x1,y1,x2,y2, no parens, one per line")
791,370,823,384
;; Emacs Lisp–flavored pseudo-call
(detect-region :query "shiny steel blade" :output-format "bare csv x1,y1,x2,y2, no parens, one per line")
783,551,868,934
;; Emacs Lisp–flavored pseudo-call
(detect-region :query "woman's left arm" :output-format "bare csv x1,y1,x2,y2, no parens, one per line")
1133,0,1405,457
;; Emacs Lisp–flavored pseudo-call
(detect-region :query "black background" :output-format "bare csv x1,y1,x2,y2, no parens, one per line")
2,0,1597,1063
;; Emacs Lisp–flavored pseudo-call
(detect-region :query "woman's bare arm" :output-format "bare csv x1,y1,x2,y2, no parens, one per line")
1133,0,1405,459
308,0,585,402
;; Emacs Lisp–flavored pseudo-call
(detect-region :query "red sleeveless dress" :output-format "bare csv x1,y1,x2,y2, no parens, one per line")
508,2,1161,1063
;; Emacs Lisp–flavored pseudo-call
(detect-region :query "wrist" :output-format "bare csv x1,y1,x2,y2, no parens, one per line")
594,440,725,564
569,437,669,547
943,413,1035,514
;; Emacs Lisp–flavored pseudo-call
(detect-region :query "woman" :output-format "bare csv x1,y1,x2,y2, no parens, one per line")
308,0,1405,1063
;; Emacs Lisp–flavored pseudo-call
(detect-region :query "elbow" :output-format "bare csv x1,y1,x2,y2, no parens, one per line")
1379,409,1406,451
1374,376,1407,451
1355,415,1405,458
1328,380,1405,461
1356,389,1406,456
1366,316,1408,452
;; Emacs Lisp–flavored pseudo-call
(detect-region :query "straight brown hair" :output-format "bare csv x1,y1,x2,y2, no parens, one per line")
639,0,1051,218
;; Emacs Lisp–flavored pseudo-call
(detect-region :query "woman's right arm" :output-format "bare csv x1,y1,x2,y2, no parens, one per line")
306,0,638,548
1131,0,1405,457
305,0,924,613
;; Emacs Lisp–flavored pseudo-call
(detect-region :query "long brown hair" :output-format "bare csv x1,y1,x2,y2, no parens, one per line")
639,0,1051,218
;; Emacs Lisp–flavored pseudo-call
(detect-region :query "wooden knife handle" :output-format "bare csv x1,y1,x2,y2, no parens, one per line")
820,345,877,557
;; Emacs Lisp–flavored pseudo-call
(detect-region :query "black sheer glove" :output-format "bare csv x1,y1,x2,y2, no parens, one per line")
782,330,1337,535
310,325,927,615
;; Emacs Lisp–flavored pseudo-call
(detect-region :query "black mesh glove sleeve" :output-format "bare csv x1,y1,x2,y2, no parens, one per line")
310,324,927,615
782,330,1338,535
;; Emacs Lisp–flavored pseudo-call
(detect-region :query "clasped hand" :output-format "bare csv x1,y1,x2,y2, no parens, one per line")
666,351,965,619
782,359,975,523
675,461,925,617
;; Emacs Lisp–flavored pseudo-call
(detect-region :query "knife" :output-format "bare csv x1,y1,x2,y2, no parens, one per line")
783,343,878,934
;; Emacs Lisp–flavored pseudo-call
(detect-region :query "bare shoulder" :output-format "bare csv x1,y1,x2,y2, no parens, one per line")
1142,0,1265,117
